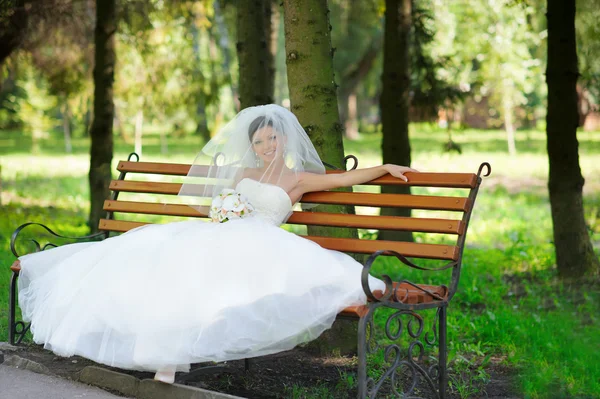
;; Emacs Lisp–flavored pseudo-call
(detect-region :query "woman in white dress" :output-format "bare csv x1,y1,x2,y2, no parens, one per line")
16,104,416,383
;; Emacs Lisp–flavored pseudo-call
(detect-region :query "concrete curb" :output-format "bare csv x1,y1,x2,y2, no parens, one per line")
79,366,140,397
79,366,244,399
2,354,53,376
0,351,244,399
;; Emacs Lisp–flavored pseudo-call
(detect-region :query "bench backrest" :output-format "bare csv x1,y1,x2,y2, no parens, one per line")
100,157,489,297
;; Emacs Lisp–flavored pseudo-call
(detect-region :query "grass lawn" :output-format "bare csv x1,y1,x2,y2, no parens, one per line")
1,125,599,398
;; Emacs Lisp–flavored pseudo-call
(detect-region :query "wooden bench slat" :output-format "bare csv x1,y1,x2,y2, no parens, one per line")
103,200,464,234
301,235,458,260
301,191,469,212
109,181,470,212
104,200,208,217
340,282,449,317
98,219,458,260
117,161,477,188
290,212,464,234
99,219,148,232
109,180,189,195
118,161,200,176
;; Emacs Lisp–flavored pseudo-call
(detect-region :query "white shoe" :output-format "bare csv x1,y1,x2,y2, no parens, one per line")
154,367,176,384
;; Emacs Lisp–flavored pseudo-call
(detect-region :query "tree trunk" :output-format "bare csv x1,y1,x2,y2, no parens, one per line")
189,9,211,143
502,88,517,156
62,101,72,153
134,109,143,157
546,0,599,278
283,0,357,238
345,92,359,140
283,0,359,356
237,0,274,109
379,0,413,242
88,0,116,232
0,0,29,64
338,33,382,140
195,100,211,143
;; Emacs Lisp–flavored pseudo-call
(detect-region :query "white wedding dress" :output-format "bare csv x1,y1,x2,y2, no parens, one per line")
18,178,384,372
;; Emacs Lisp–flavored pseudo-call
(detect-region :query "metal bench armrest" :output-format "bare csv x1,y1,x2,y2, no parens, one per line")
361,249,455,303
10,222,106,258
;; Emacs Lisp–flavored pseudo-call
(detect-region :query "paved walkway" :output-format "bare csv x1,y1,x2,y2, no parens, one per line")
0,364,130,399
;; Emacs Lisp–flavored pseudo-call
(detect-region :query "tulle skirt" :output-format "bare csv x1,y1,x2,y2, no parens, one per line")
18,218,384,372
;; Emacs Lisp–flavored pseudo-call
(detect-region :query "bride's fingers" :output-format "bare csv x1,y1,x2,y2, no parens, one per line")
397,173,409,182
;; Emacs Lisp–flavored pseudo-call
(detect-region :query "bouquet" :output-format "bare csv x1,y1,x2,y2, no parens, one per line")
210,189,255,223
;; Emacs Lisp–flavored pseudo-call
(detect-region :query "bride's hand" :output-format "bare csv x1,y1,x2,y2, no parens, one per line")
384,164,419,182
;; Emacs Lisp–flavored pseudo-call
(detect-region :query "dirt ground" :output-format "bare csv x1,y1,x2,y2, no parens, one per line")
7,344,519,398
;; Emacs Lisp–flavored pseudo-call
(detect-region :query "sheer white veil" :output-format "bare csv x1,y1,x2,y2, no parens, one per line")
178,104,325,210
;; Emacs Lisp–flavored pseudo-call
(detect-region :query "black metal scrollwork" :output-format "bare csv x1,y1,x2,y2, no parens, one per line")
127,152,140,162
10,222,106,258
322,154,359,171
360,250,453,309
361,309,442,398
477,162,491,177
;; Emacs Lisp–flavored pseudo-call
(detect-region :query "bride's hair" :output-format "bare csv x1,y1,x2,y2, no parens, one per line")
248,116,273,141
248,115,287,142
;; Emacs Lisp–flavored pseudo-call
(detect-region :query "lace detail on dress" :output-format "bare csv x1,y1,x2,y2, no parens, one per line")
235,179,293,226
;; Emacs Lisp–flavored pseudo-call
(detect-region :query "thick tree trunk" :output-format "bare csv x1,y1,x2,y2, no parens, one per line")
237,0,274,109
546,0,599,278
283,0,356,239
283,0,358,355
88,0,116,232
379,0,413,242
0,0,29,64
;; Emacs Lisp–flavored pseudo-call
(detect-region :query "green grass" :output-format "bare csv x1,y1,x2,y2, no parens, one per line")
1,125,599,398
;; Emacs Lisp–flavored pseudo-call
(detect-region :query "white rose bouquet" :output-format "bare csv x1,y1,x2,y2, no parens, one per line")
210,189,255,223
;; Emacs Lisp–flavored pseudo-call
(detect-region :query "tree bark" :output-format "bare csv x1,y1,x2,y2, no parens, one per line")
0,0,29,64
283,0,358,355
283,0,357,239
379,0,413,242
237,0,274,109
546,0,599,278
88,0,116,232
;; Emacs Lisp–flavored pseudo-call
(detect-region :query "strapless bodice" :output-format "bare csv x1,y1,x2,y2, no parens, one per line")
235,178,293,226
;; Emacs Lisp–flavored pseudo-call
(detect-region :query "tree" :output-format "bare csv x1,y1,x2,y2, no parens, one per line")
88,0,116,232
0,0,29,65
379,0,413,242
283,0,357,354
283,0,355,237
237,0,274,109
330,0,382,139
546,0,599,277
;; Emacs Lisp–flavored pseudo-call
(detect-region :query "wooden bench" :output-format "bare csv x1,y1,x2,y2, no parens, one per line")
8,154,490,399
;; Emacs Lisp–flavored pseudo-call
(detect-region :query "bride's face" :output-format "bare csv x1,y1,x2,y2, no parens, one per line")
252,127,284,165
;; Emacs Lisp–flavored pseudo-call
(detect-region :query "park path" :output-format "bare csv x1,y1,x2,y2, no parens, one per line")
0,364,130,399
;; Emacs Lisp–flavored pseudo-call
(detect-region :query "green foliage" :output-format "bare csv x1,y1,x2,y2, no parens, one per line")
576,0,600,101
1,127,599,398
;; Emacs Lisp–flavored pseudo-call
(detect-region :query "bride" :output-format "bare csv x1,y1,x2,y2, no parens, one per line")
16,104,416,384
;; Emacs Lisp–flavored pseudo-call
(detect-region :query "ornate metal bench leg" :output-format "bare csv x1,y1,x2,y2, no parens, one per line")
8,271,30,345
438,306,447,399
357,310,371,399
8,271,18,345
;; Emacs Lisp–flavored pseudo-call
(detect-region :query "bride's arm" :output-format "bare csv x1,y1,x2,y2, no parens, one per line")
297,164,418,194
